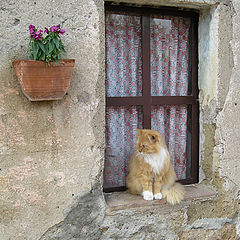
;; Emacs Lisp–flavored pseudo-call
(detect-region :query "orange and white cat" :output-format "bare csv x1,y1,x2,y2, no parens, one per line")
126,129,185,205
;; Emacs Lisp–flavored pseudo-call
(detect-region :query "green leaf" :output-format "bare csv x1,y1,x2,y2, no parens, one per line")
33,42,39,60
53,37,60,50
49,40,54,53
39,50,45,61
44,49,48,56
38,41,46,54
59,41,65,52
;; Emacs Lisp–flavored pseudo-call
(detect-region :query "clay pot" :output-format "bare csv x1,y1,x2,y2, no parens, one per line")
12,59,75,101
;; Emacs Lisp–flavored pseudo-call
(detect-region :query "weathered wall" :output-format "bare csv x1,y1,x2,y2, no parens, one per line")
0,0,105,239
217,0,240,194
0,0,240,239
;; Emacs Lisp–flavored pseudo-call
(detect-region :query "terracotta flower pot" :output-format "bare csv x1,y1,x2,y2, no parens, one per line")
12,59,75,101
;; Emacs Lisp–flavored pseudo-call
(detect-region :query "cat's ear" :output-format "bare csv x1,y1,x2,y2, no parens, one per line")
148,134,159,144
136,129,142,135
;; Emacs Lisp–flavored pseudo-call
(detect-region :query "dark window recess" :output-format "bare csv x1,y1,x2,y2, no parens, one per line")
104,3,199,193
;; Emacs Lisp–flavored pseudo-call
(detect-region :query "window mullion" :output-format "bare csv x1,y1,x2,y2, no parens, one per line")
190,16,199,183
142,15,151,129
191,16,199,99
106,97,145,106
152,96,195,105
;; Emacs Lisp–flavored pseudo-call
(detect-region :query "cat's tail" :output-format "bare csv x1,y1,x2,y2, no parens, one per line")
161,182,185,205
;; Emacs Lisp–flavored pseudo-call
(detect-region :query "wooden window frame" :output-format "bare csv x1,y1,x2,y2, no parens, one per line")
104,3,199,192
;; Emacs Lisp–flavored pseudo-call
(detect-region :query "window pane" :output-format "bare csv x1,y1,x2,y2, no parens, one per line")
106,13,142,97
151,105,192,180
150,16,191,96
104,106,143,189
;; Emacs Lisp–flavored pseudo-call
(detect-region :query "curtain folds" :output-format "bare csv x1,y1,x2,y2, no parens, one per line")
104,106,143,188
151,16,191,96
150,16,191,180
151,105,188,180
105,14,142,97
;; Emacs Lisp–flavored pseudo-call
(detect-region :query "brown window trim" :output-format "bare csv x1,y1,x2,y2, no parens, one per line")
104,3,199,193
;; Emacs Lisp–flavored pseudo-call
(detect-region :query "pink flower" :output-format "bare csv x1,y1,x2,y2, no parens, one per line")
29,25,36,39
44,27,49,34
29,24,35,33
50,25,59,32
34,30,43,40
56,24,61,30
59,29,65,35
49,25,65,34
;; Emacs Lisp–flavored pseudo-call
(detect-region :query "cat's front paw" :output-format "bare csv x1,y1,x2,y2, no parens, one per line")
142,191,154,201
154,192,162,200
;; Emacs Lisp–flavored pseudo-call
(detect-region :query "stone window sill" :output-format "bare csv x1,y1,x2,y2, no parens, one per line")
104,184,216,212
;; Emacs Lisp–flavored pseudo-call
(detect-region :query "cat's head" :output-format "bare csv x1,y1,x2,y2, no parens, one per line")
136,129,162,154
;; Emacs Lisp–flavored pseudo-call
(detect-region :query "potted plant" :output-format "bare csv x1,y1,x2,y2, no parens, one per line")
12,24,75,101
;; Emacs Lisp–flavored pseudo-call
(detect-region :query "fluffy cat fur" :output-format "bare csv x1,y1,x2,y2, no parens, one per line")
126,129,185,205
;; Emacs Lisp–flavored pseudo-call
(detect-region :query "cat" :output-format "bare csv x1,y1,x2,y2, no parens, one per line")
126,129,185,205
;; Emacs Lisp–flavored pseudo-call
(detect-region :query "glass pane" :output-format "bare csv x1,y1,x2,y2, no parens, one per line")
104,106,143,189
151,105,192,180
150,16,191,96
106,13,142,97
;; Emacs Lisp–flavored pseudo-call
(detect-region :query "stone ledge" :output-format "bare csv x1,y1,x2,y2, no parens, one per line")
104,184,216,212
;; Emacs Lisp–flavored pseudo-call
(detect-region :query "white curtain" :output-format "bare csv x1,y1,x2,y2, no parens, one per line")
150,16,191,180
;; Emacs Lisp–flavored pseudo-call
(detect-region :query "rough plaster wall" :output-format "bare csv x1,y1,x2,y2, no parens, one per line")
102,204,239,240
193,0,240,238
216,0,240,195
197,0,240,229
101,204,189,240
198,7,218,183
198,7,218,109
0,0,105,239
40,186,106,240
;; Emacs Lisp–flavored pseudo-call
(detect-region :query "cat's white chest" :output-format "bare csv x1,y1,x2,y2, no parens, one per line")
141,148,167,174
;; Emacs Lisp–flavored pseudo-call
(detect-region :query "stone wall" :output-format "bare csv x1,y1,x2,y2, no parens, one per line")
0,0,239,239
0,0,105,239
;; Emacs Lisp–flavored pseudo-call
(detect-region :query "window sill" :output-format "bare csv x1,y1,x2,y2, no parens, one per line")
104,184,216,212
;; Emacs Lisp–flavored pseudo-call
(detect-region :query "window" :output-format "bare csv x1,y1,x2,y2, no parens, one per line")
104,3,199,192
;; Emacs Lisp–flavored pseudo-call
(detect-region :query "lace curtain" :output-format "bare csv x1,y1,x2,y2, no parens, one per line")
150,16,191,180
